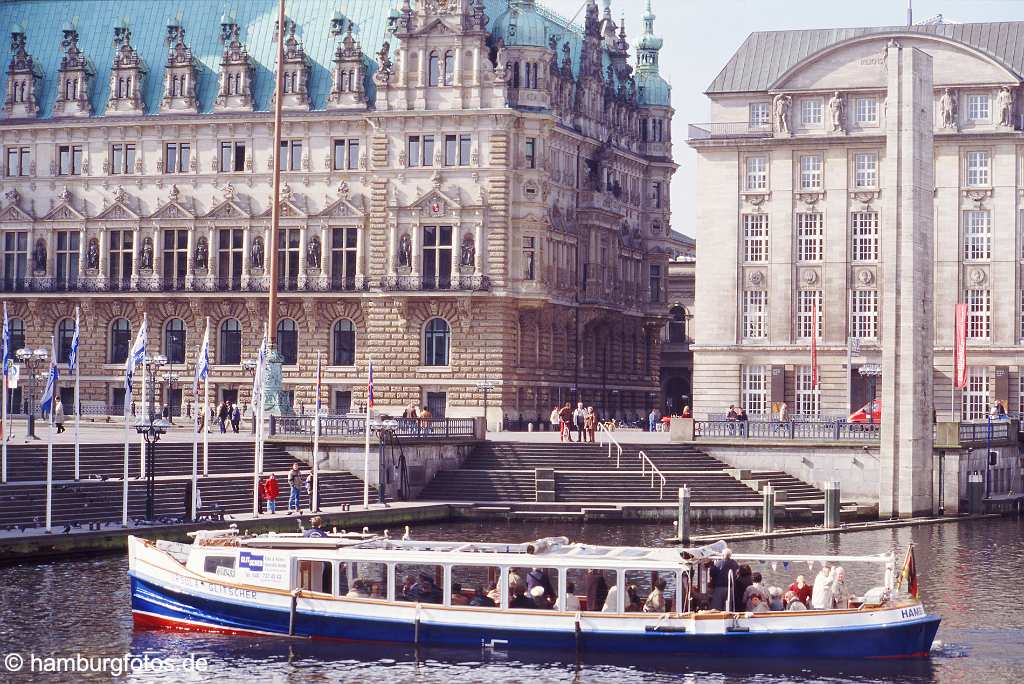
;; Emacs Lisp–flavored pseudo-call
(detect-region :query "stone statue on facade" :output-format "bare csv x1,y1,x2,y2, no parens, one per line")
194,237,208,270
773,94,792,134
32,238,46,272
140,237,153,269
374,41,393,86
460,235,474,267
250,236,264,269
86,238,99,270
939,88,958,129
997,86,1015,127
828,91,846,133
306,236,321,268
398,233,411,268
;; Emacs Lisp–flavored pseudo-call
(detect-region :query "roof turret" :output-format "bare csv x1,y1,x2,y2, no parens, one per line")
491,0,550,48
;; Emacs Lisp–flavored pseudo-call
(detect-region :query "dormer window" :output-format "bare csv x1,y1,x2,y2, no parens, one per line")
215,14,254,112
275,17,310,110
3,26,41,118
107,20,146,115
115,76,133,99
54,22,92,117
327,17,367,110
161,19,197,113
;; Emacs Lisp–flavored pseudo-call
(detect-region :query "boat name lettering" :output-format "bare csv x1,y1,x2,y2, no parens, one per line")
900,606,924,619
179,576,257,600
239,552,264,572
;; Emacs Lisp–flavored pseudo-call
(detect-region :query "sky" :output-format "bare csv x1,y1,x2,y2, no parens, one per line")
539,0,1024,239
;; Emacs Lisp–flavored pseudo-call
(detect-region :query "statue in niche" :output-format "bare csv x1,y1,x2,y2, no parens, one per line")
397,233,411,267
86,238,99,270
250,236,264,269
939,88,958,129
306,236,321,268
460,235,475,267
194,237,208,270
140,237,154,269
828,91,846,132
32,238,46,272
773,94,792,134
997,86,1015,127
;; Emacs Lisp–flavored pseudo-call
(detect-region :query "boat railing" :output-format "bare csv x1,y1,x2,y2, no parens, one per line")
637,449,667,500
597,422,623,468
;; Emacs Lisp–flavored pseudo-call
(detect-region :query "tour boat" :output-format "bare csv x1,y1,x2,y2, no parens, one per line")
127,529,940,659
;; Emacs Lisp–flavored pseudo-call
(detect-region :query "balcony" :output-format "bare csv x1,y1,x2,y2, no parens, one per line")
688,122,773,141
379,274,491,292
0,274,374,294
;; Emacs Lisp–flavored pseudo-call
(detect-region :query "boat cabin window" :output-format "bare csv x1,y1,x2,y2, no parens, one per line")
396,563,443,604
623,569,678,613
567,568,618,612
451,565,501,608
339,561,387,599
203,555,236,577
508,567,559,610
297,559,333,594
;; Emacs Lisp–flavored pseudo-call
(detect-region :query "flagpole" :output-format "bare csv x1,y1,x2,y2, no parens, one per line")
313,350,321,513
123,391,130,527
73,306,80,481
2,302,9,485
45,335,54,532
203,371,210,476
363,358,371,509
139,314,147,478
192,383,199,522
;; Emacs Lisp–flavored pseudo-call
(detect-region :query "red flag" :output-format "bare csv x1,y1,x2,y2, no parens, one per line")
900,545,919,598
953,303,968,389
811,301,819,388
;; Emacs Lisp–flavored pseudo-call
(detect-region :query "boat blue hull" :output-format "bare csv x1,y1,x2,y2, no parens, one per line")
130,573,940,659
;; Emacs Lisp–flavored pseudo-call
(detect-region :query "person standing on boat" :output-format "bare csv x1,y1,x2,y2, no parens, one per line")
811,562,834,609
787,575,812,607
527,568,555,606
287,463,303,514
830,566,851,609
263,473,280,514
643,578,667,612
585,569,608,612
302,515,328,537
711,548,739,611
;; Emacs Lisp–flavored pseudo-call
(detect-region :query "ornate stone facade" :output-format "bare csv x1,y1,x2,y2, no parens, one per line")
0,0,676,425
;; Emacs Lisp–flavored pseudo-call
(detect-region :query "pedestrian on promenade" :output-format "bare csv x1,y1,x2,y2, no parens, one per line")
648,407,659,432
418,405,433,434
54,398,66,434
584,406,597,443
231,403,241,433
726,404,738,420
131,401,136,417
264,473,280,514
304,471,316,511
549,406,560,433
217,401,229,433
257,476,266,514
572,402,586,444
185,401,192,419
161,404,170,420
287,463,303,514
557,402,573,442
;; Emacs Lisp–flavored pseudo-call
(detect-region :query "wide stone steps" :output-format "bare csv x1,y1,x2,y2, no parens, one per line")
418,470,534,502
750,470,824,501
466,444,724,471
555,472,764,503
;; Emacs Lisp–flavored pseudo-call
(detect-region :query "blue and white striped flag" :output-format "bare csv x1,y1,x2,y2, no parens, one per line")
315,352,322,414
124,315,147,397
251,331,269,409
67,308,80,370
2,302,9,377
39,337,58,416
193,322,210,400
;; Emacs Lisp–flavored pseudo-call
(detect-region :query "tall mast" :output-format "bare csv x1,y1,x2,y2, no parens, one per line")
267,0,286,344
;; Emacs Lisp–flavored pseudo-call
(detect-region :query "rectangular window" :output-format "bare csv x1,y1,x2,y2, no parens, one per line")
407,134,434,167
967,94,990,121
795,366,821,417
799,154,822,190
800,98,823,126
55,230,80,290
523,236,536,281
279,140,303,172
58,144,82,176
277,228,301,289
649,264,662,303
107,229,133,291
741,365,769,416
110,143,136,175
406,135,420,167
422,225,453,289
2,231,27,292
331,227,359,290
744,156,767,191
850,289,879,339
525,137,536,169
966,288,991,339
346,139,359,170
962,367,989,420
749,102,770,128
219,141,246,173
217,228,244,290
459,134,471,166
5,147,30,177
164,142,190,174
742,214,769,263
797,289,822,340
854,97,878,125
851,211,879,262
651,181,662,208
963,210,991,261
854,153,878,188
796,213,823,262
443,134,471,167
965,151,990,186
162,229,189,290
742,290,768,339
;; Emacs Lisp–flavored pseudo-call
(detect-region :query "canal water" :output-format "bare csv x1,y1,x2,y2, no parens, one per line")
1,517,1021,683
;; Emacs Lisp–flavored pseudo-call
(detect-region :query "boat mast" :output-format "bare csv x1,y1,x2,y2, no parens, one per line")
267,0,286,345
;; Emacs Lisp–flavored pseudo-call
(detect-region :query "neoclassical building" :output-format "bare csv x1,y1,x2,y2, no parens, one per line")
691,20,1024,421
0,0,676,424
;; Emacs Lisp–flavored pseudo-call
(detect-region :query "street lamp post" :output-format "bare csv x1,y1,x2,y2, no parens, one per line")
242,359,257,434
475,380,496,432
16,346,48,439
136,355,167,520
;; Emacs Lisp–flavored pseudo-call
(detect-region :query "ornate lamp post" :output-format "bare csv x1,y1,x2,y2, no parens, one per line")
242,358,257,434
16,346,48,439
136,354,169,521
475,379,495,432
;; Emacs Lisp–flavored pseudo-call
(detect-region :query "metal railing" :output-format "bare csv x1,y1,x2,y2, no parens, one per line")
597,422,623,467
270,414,476,439
694,419,881,441
688,122,773,140
637,449,667,500
958,420,1011,444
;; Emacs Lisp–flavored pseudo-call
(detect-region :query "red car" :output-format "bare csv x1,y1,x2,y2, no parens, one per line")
849,399,882,424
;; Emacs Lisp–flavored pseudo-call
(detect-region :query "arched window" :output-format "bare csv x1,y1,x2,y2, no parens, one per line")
668,306,687,344
332,319,356,366
512,61,520,88
8,318,24,355
443,50,454,86
56,318,75,365
530,63,538,89
423,318,450,367
165,318,186,364
428,51,440,87
276,318,298,366
110,318,131,364
219,319,241,365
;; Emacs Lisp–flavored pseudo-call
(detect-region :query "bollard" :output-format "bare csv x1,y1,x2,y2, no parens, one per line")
762,484,775,534
824,480,840,529
677,485,691,544
966,472,985,514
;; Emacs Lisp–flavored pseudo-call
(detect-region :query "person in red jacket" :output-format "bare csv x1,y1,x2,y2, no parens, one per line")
264,473,280,515
787,575,813,607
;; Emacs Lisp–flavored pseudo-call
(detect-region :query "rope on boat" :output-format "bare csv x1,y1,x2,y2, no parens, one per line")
414,602,421,645
574,611,582,653
288,589,301,636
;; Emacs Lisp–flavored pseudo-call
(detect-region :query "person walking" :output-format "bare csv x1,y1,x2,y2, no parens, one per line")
572,402,586,445
558,402,573,443
54,398,66,434
264,472,280,514
287,463,303,514
549,406,560,434
648,407,659,433
217,401,229,433
231,403,241,433
584,406,597,443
